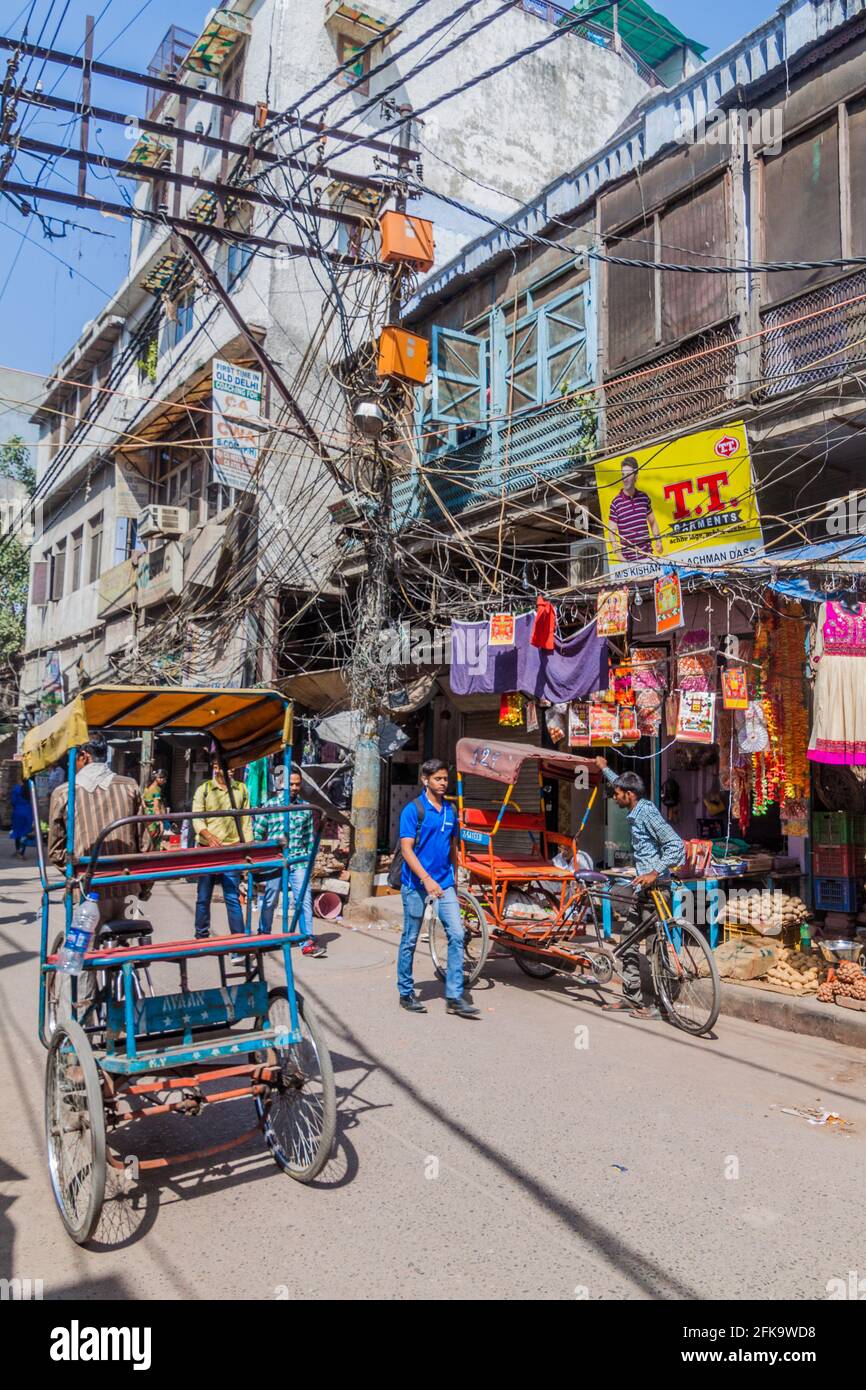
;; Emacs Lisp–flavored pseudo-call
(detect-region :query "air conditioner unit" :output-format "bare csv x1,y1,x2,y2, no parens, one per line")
137,504,190,539
569,538,606,589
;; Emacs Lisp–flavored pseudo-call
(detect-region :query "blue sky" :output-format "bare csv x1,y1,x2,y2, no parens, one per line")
0,0,775,401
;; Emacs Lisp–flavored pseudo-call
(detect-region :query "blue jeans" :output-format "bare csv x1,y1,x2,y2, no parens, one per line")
398,886,465,1000
195,871,244,939
258,868,313,936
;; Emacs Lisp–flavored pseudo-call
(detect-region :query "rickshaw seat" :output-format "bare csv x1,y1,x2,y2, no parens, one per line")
463,807,546,834
46,931,299,969
464,853,573,878
98,920,154,941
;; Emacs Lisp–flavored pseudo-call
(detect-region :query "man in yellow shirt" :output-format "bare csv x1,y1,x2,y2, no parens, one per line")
192,756,251,939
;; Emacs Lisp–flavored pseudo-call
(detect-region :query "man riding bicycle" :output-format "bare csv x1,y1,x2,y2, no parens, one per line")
594,758,685,1021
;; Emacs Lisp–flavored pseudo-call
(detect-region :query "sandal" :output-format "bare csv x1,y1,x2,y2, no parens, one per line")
602,999,639,1012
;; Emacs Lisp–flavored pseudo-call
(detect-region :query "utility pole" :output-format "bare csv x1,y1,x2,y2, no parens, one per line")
348,105,414,907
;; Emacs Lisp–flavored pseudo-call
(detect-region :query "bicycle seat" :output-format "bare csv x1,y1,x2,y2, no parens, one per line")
97,919,154,941
573,871,608,885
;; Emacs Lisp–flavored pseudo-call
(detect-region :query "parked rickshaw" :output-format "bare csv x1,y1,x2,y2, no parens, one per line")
434,737,720,1035
23,685,345,1244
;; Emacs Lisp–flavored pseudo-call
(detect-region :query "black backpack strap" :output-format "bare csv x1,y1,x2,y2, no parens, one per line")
413,796,426,845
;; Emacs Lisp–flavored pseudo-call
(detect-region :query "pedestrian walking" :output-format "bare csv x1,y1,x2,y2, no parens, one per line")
594,757,685,1020
142,768,168,848
191,754,251,940
10,780,34,858
252,768,324,955
397,759,479,1019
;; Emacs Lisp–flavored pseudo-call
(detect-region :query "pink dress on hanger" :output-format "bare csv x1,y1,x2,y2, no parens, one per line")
807,602,866,765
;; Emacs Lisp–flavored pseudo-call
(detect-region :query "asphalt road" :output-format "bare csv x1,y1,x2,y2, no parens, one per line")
1,855,864,1301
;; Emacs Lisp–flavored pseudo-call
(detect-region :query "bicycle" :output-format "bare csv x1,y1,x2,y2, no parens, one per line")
583,881,721,1036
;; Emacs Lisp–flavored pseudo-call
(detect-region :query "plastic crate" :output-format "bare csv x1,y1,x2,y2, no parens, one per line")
812,844,866,877
812,811,853,845
813,877,860,913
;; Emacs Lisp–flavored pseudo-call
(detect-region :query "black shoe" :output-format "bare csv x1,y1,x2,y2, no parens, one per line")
446,997,480,1019
399,995,427,1014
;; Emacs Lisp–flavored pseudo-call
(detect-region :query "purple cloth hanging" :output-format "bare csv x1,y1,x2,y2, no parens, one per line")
450,613,607,701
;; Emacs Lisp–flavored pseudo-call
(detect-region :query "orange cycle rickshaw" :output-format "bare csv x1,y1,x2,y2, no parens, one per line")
430,737,721,1035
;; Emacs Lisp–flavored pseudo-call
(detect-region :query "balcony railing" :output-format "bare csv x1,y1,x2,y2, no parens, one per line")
603,321,739,453
522,0,661,87
392,395,592,528
759,271,866,399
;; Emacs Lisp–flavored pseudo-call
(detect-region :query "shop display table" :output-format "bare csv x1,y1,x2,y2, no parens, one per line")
598,867,805,948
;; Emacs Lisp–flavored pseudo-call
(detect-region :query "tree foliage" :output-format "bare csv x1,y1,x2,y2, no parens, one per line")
0,434,35,666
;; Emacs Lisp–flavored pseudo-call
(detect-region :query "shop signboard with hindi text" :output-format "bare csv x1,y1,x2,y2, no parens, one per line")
212,358,263,492
594,421,763,583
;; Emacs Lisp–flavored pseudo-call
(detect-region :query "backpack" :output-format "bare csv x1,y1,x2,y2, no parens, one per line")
387,797,426,889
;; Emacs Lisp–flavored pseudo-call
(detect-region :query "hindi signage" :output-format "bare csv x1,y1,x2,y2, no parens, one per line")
212,358,263,492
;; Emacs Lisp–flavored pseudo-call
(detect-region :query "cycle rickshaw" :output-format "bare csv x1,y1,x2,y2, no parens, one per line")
429,737,720,1034
23,684,345,1244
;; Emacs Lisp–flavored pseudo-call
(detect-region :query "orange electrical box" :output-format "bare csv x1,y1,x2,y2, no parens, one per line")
379,211,435,273
377,326,429,385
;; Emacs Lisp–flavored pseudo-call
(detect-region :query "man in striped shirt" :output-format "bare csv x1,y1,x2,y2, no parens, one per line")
48,733,150,924
608,456,662,565
595,758,685,1020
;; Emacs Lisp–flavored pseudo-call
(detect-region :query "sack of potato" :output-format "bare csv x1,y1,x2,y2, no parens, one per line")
816,959,866,1003
721,891,809,936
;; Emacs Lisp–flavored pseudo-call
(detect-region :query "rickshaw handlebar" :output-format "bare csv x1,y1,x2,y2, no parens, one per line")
80,803,315,890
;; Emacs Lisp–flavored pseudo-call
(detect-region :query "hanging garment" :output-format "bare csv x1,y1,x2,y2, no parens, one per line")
450,613,607,702
808,601,866,765
530,596,556,650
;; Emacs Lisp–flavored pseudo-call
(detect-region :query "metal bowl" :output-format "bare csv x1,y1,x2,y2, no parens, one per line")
816,938,865,965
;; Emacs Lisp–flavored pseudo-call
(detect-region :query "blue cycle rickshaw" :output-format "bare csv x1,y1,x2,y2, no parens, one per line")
23,684,343,1244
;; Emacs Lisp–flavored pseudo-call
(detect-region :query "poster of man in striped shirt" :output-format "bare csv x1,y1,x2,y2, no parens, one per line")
608,456,663,565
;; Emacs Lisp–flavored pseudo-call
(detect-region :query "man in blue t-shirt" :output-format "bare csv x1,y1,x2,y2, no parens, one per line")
397,759,480,1019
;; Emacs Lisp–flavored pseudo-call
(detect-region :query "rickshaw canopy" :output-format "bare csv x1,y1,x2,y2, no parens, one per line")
22,684,293,778
455,737,600,786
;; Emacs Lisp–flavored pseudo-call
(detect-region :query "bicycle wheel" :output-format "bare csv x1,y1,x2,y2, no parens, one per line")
255,987,336,1182
430,888,489,987
45,1020,106,1244
651,919,721,1036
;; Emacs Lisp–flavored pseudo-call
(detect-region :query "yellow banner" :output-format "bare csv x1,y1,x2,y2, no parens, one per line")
594,421,763,581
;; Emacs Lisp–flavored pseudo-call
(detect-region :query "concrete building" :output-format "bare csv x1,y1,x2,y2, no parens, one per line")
353,0,866,860
21,0,676,756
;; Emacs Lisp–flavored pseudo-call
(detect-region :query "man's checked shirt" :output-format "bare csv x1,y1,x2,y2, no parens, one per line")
603,767,684,875
253,794,314,865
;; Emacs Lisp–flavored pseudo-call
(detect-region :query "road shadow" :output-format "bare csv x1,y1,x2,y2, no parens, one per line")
302,983,703,1300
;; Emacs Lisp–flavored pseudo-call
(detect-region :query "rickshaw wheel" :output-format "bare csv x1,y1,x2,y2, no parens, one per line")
255,988,336,1182
45,1020,106,1244
512,950,557,980
430,888,490,988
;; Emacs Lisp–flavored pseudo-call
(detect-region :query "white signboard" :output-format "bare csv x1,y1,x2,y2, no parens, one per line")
212,358,263,492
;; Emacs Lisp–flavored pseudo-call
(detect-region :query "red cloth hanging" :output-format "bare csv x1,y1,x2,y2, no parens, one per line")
530,596,556,650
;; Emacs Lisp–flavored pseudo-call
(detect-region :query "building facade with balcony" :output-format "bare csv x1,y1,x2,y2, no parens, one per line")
21,0,673,735
391,0,866,588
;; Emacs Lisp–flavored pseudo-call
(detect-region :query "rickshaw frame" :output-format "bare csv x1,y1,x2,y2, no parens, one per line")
22,684,344,1240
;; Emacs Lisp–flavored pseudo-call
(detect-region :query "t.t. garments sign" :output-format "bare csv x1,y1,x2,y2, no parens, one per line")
212,358,263,492
594,421,763,581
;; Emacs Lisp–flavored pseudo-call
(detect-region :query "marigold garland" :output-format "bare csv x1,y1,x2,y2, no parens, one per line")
751,595,808,814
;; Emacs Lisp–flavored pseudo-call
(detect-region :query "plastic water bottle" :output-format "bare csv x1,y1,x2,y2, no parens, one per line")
57,893,100,975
